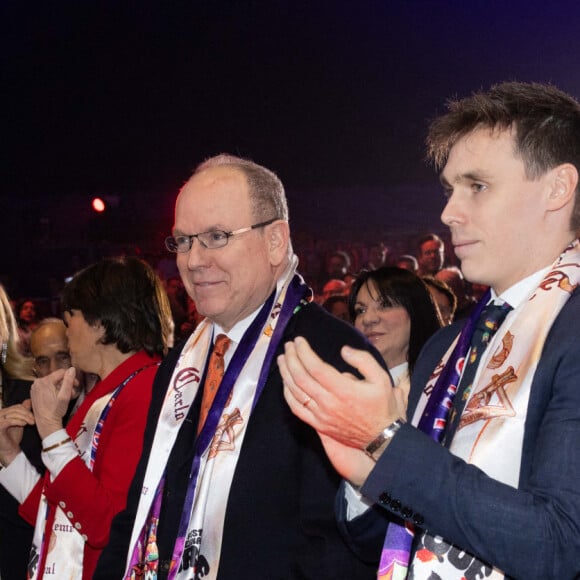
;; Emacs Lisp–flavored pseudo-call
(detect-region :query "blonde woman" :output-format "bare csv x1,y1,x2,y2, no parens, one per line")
0,285,34,405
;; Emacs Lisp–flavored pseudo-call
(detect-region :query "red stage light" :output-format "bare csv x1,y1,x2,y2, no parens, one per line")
92,197,106,212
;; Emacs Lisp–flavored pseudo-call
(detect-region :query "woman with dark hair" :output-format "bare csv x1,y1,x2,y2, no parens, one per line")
0,256,172,580
349,266,441,401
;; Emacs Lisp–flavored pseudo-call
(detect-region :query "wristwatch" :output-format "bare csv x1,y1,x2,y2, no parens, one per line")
364,419,405,462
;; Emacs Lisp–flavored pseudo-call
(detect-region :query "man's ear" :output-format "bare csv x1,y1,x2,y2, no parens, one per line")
267,220,290,266
547,164,578,211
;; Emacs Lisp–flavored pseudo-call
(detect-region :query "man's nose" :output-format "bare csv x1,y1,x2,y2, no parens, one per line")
51,358,69,374
441,192,464,226
185,239,209,269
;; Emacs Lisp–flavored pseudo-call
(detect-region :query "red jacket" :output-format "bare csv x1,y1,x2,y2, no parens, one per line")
19,350,160,580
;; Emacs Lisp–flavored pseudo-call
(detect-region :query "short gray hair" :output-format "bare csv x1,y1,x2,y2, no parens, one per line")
194,154,289,222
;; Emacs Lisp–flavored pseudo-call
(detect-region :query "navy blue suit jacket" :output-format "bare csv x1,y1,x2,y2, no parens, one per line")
340,288,580,579
95,302,385,579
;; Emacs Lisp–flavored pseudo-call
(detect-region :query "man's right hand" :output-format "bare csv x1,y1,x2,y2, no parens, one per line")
278,337,407,484
279,336,403,447
0,400,35,466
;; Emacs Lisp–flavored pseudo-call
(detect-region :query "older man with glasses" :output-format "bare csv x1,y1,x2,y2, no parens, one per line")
30,318,72,377
95,154,385,580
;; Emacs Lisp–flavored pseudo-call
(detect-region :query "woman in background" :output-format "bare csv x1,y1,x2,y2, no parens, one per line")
349,266,441,402
0,287,34,402
0,256,172,580
0,285,37,578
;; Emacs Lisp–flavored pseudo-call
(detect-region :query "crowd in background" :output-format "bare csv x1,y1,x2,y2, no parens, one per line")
0,224,493,579
5,231,488,354
2,80,578,580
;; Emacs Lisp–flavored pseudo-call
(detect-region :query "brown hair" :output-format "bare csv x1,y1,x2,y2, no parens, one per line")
427,81,580,229
62,256,173,357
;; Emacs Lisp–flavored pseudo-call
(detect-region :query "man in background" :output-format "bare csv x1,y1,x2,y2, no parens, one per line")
0,318,78,579
417,233,445,276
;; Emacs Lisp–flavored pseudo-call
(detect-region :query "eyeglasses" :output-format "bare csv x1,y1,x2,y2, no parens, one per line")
33,352,72,376
165,217,279,253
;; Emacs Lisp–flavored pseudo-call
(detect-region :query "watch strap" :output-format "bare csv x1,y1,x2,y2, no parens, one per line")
364,419,405,462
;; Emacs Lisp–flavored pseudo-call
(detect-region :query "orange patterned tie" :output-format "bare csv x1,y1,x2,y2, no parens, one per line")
197,334,231,435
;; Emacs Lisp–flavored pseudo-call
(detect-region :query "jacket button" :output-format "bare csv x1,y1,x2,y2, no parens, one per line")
401,506,413,518
379,492,392,505
390,499,401,512
413,513,424,526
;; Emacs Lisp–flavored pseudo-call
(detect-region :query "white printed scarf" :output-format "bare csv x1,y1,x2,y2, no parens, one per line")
125,258,309,580
28,369,146,580
410,240,580,579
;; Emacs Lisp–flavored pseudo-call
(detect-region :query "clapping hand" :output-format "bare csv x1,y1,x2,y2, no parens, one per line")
278,337,406,485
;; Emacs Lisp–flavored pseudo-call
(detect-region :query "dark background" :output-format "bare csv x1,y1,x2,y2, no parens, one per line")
3,0,580,296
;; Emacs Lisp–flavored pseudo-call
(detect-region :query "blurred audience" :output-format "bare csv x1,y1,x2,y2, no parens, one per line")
363,242,389,270
319,278,348,303
417,233,445,277
324,250,351,283
322,295,350,323
435,266,477,319
422,275,457,326
176,295,205,342
16,299,40,356
395,254,419,273
165,276,189,342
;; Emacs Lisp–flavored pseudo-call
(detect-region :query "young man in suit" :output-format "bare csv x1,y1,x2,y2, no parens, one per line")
279,82,580,579
95,154,382,579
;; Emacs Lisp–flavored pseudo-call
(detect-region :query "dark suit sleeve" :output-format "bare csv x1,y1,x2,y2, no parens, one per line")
360,297,580,579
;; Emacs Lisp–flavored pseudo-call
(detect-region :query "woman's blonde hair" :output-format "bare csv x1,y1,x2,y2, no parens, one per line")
0,285,34,380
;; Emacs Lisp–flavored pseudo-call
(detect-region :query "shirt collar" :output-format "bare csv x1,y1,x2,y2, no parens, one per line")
389,362,409,382
213,305,261,346
491,266,552,310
